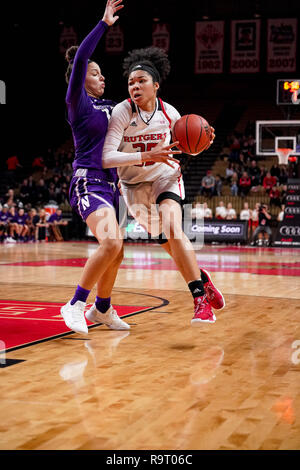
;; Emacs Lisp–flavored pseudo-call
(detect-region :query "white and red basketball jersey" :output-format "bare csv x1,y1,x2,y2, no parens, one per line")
103,97,181,184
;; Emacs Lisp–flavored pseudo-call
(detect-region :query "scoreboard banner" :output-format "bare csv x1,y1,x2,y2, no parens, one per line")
124,218,248,244
277,79,300,105
194,21,224,74
185,220,248,243
230,19,260,73
267,18,297,73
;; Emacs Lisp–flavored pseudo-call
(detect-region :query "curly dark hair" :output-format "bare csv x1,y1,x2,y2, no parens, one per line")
122,46,171,83
65,46,79,84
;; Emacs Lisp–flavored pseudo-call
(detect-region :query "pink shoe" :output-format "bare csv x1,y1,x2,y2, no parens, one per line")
191,296,216,325
201,269,225,310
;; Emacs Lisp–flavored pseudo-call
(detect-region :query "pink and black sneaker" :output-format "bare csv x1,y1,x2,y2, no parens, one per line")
191,295,216,325
201,269,225,310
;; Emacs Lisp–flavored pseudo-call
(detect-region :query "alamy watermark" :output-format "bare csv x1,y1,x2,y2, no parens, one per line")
92,199,204,250
0,341,6,365
0,80,6,104
291,340,300,365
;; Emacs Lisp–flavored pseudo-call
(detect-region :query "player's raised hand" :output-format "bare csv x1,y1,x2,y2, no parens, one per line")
102,0,124,26
142,141,182,168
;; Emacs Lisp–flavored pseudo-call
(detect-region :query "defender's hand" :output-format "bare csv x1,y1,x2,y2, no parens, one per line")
102,0,124,26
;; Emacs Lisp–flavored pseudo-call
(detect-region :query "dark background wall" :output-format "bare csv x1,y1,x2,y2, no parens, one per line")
1,0,299,163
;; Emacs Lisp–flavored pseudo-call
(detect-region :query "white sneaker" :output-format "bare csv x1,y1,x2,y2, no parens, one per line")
6,237,16,243
85,304,130,330
60,301,88,335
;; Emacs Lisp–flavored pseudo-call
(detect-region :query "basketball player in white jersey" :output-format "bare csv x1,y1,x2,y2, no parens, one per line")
102,47,225,324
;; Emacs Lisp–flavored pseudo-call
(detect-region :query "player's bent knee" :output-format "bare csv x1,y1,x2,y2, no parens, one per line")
102,238,123,258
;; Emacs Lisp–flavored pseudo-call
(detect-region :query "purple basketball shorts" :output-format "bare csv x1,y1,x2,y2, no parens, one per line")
69,171,120,222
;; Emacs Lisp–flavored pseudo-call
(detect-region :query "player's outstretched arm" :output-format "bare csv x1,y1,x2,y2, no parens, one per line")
66,0,124,103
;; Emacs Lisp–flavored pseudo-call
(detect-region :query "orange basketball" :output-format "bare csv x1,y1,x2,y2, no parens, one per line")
173,114,212,155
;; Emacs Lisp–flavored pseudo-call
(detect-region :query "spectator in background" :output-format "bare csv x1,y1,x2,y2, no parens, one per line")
239,171,252,197
0,204,10,243
200,170,215,198
58,182,69,204
250,202,260,231
203,202,212,219
48,182,59,203
270,162,281,180
191,202,204,220
225,162,235,184
26,208,40,241
247,134,256,155
226,202,237,220
27,175,36,199
6,155,22,183
277,204,285,222
263,171,277,194
32,156,45,170
48,209,69,241
6,206,18,242
230,172,239,196
19,178,31,206
12,207,29,242
191,202,212,220
35,208,49,242
52,159,63,176
248,160,261,190
260,165,268,184
251,204,272,246
269,186,281,207
240,202,251,221
281,185,288,206
239,201,252,239
215,201,227,219
63,163,73,179
214,175,223,197
228,133,241,162
4,188,17,208
35,178,49,204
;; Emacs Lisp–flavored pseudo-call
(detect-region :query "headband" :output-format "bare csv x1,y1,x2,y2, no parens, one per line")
130,64,160,83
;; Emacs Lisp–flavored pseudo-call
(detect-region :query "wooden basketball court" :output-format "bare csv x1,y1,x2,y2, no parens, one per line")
0,240,300,450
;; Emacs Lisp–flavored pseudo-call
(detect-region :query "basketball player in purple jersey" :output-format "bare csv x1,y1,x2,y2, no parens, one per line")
60,0,130,334
61,1,184,334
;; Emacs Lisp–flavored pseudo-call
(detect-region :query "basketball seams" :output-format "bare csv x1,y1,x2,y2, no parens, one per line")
185,115,192,154
195,116,204,153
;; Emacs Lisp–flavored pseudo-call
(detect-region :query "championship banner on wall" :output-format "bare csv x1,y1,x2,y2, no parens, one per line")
267,18,297,73
194,21,224,74
59,25,77,55
105,24,124,53
230,19,260,73
152,22,170,52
